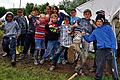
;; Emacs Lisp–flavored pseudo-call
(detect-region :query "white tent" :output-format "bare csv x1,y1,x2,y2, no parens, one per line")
59,10,69,16
76,0,120,48
76,0,120,22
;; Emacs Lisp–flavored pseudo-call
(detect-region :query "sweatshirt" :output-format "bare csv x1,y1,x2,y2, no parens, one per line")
14,16,28,34
83,25,116,51
2,21,20,38
45,23,60,41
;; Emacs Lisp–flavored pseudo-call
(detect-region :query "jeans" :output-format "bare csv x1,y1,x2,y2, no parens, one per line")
2,36,16,61
23,34,35,56
52,46,68,66
95,48,119,80
43,40,59,60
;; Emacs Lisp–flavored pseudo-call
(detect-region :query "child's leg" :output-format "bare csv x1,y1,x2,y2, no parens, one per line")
95,49,106,80
43,41,54,60
9,37,17,65
64,47,68,61
52,46,64,66
2,37,10,56
34,49,39,61
30,34,35,56
51,41,60,60
23,34,31,55
106,49,119,80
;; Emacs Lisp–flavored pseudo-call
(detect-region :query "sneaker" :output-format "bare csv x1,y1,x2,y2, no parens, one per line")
49,66,55,71
2,52,8,57
62,60,68,65
75,65,81,72
40,59,44,64
34,60,39,65
89,67,96,72
11,60,16,67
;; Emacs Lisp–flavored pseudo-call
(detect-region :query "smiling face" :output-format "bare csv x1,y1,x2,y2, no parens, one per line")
17,10,23,17
83,12,92,19
70,11,76,17
6,14,13,22
50,14,58,23
46,6,51,14
95,19,103,27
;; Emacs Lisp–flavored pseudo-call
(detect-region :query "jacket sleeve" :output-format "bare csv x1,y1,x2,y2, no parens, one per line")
83,31,96,43
15,21,21,36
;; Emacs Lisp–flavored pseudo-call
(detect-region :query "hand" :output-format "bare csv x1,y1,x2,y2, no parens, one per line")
16,35,20,39
36,20,40,24
67,30,71,34
81,31,86,36
48,21,52,25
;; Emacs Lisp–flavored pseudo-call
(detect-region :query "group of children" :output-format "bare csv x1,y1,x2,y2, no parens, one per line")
0,5,119,80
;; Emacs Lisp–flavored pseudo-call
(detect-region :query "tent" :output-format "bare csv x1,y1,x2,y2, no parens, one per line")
76,0,120,22
59,10,69,16
76,0,120,48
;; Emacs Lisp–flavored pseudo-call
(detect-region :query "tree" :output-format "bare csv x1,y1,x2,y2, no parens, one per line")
25,3,34,16
58,0,89,14
0,7,7,18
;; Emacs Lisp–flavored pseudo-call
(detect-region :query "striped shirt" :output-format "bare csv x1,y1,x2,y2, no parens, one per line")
34,21,46,39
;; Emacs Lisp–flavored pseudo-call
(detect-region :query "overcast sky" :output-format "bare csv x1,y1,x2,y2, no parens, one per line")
0,0,64,9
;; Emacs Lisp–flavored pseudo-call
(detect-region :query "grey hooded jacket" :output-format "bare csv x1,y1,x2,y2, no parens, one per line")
0,12,21,38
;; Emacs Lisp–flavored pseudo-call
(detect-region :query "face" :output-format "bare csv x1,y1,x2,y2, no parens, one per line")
6,15,13,22
70,11,76,17
46,6,51,14
95,20,103,27
83,12,92,19
53,9,58,14
32,10,39,16
17,11,23,16
51,17,58,23
39,17,46,23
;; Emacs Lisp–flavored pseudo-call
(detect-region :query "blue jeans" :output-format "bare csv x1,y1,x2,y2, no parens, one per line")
2,36,16,61
52,46,68,66
43,40,59,60
95,48,119,80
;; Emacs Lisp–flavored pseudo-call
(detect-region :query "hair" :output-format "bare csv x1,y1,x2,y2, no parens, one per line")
47,6,52,9
83,9,92,14
40,14,46,18
53,6,59,13
17,8,24,13
51,14,58,18
71,9,76,12
64,16,70,21
32,6,39,11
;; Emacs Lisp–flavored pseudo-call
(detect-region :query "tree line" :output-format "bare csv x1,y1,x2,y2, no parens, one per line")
0,0,89,18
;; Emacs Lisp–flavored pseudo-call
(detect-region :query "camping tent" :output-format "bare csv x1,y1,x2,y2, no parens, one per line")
59,10,69,16
76,0,120,48
76,0,120,22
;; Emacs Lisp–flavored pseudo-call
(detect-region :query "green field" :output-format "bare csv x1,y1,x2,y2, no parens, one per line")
0,56,119,80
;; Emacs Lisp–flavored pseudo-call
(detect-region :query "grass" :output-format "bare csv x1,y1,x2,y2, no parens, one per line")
0,56,119,80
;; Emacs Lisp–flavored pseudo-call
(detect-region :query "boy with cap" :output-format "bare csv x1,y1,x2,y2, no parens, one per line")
82,16,119,80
